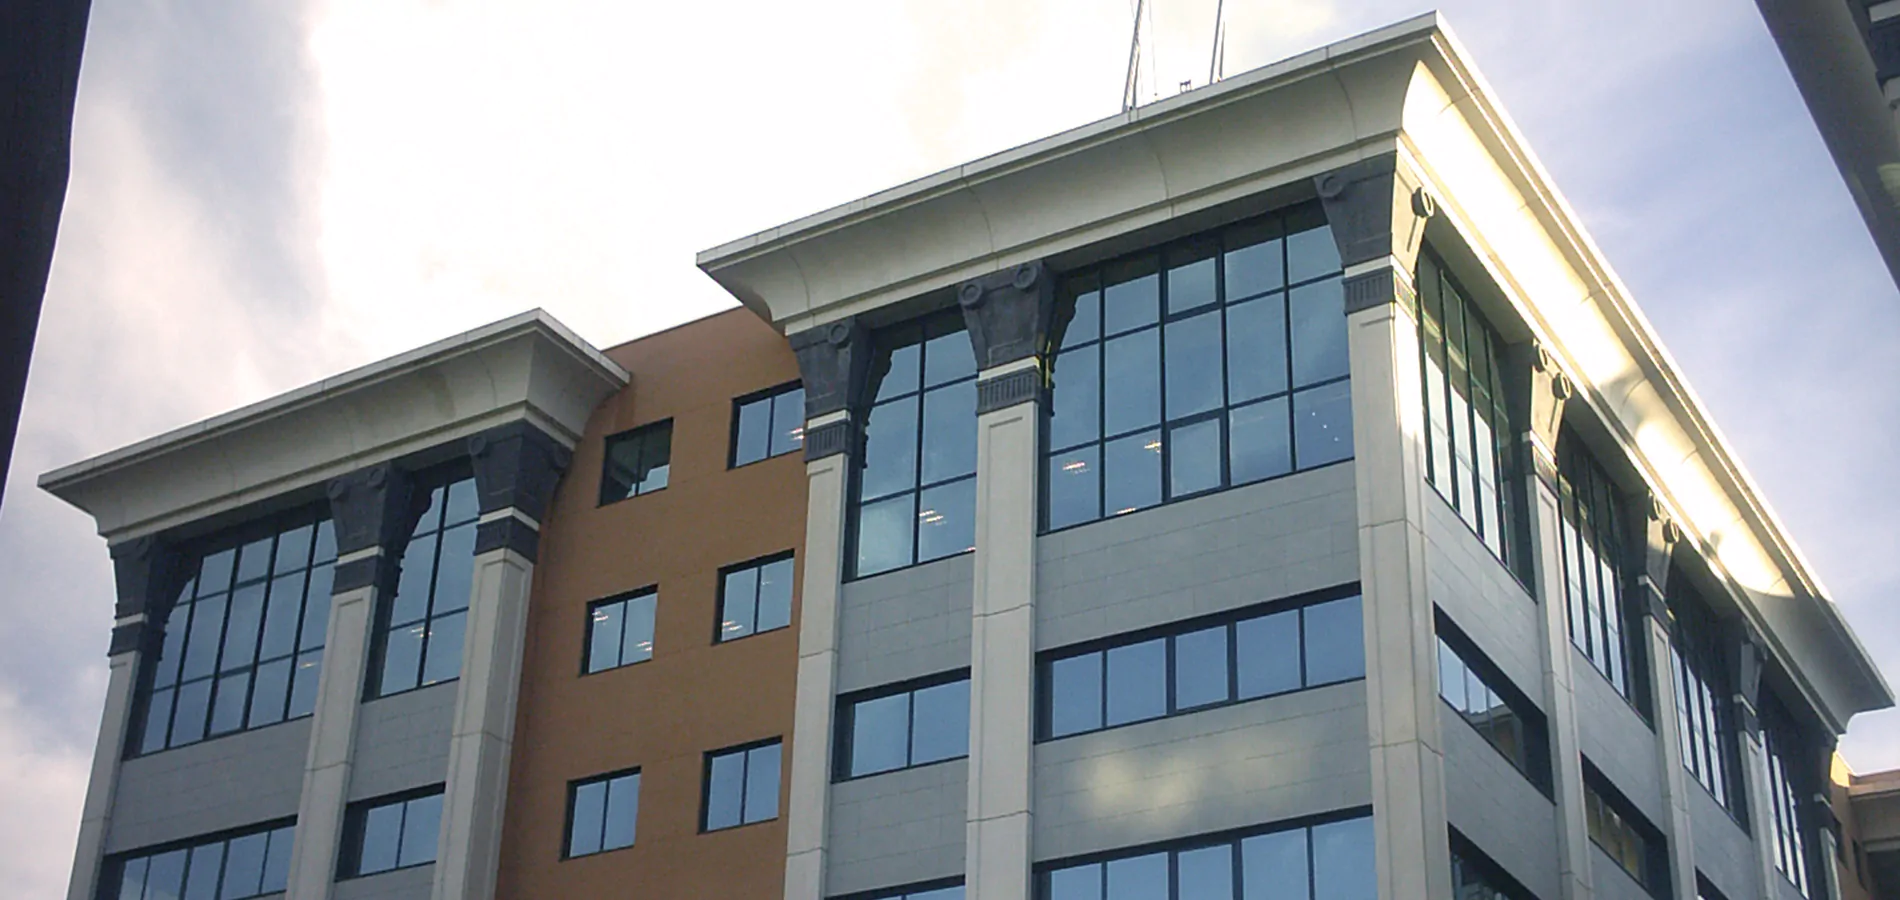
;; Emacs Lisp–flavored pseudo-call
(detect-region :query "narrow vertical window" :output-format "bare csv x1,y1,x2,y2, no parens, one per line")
1416,251,1519,568
1044,205,1350,532
600,419,673,504
852,311,977,577
1557,431,1640,706
370,475,478,698
731,382,806,467
1763,695,1813,897
1669,577,1741,814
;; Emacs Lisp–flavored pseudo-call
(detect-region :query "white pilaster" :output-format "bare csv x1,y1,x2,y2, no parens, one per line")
1346,274,1455,900
1643,616,1700,900
286,575,378,900
965,361,1040,900
65,646,141,900
431,546,535,900
785,432,851,900
1526,464,1595,900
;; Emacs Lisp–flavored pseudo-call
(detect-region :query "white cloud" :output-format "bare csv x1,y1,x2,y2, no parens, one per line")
0,684,95,900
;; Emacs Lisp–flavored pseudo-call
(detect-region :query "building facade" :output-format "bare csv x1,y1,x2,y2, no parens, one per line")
43,15,1894,900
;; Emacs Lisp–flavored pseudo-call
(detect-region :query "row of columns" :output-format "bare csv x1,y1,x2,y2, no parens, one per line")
70,421,567,900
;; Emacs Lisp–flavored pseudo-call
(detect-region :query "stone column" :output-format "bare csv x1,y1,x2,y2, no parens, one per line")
66,537,188,900
1510,345,1594,900
288,463,425,900
958,263,1055,900
1319,154,1455,900
1630,502,1698,900
432,422,570,900
783,319,872,900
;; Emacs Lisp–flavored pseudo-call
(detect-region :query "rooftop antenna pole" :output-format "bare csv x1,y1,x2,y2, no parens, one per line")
1207,0,1226,84
1122,0,1144,112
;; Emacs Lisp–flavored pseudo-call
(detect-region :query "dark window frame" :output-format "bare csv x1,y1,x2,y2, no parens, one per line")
1041,204,1353,535
846,309,980,580
366,470,478,700
1415,248,1522,574
729,380,807,468
339,784,446,879
131,506,338,758
581,586,659,675
1035,584,1364,742
1583,760,1671,898
600,419,674,506
1450,829,1543,900
1032,806,1374,900
1555,429,1649,719
833,668,972,781
1761,694,1814,897
101,817,297,900
1667,573,1745,821
714,551,797,644
1435,612,1554,797
831,877,966,900
700,737,783,832
562,767,642,860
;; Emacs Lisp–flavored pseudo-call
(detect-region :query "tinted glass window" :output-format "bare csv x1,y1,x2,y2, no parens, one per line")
853,312,977,577
1436,621,1551,794
718,554,795,642
1556,430,1638,706
838,674,970,778
585,589,657,673
371,476,477,698
1417,252,1518,566
566,769,640,858
1039,813,1371,900
732,382,806,467
344,787,443,877
601,420,672,503
108,823,295,900
704,740,781,830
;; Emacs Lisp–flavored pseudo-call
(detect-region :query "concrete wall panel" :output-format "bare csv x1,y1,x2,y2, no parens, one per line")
837,554,973,694
1441,706,1560,900
1572,654,1665,826
1422,496,1542,709
333,865,435,900
826,760,967,896
1689,783,1760,900
349,682,454,802
106,719,310,853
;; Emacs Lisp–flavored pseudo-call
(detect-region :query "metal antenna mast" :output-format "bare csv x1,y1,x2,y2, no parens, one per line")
1207,0,1227,84
1121,0,1145,112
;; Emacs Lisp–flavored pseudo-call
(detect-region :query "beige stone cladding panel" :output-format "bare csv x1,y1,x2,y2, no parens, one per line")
1688,782,1762,900
346,682,454,802
1571,653,1666,827
331,864,433,900
826,760,969,896
1440,704,1560,899
836,555,973,694
1036,464,1359,652
1420,495,1543,712
106,718,311,853
1032,681,1371,862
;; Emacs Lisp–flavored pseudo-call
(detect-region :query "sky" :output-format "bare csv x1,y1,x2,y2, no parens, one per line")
2,0,1896,895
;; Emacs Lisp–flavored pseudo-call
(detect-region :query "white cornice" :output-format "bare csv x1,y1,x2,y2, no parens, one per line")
39,309,629,543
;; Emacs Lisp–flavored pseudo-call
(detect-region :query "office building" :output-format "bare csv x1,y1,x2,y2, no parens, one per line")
42,14,1894,900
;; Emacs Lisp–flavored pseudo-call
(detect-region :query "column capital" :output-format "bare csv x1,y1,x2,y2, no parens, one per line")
1731,621,1766,735
325,462,427,592
958,261,1056,372
1631,495,1680,628
106,536,189,657
467,422,571,563
790,318,874,462
1313,152,1436,276
1509,341,1574,484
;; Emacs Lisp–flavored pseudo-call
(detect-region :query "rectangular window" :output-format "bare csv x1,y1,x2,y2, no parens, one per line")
1039,589,1364,740
1668,577,1740,814
1416,251,1519,568
1037,811,1374,900
1044,205,1351,532
731,382,806,467
584,588,657,673
1450,831,1540,900
369,475,478,698
702,739,781,831
1436,615,1552,794
341,786,443,878
835,880,964,900
1584,763,1668,896
852,311,977,578
1763,695,1813,897
1556,431,1640,708
717,553,795,642
1698,874,1733,900
835,672,971,779
601,419,673,505
565,769,640,858
104,820,295,900
136,514,338,756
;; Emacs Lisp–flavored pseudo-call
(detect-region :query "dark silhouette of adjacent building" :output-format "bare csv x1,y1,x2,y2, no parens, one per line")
0,0,92,508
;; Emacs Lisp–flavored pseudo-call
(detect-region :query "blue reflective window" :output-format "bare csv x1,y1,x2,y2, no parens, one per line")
1046,205,1350,532
1556,431,1640,708
703,740,781,831
566,769,640,858
343,786,442,877
137,515,337,755
1436,617,1551,794
600,419,672,503
585,588,657,673
852,312,977,577
718,554,795,642
370,476,477,697
1038,813,1373,900
837,674,971,778
732,382,806,467
108,823,295,900
1040,590,1364,740
1416,252,1518,567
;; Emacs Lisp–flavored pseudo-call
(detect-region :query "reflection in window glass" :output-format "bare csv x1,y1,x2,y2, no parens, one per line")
838,675,970,778
566,769,640,858
1556,430,1639,706
1416,252,1517,567
1585,768,1665,893
1039,813,1372,900
732,382,806,467
1045,205,1349,532
371,477,477,698
108,822,295,900
1670,577,1738,812
138,516,337,755
853,312,977,577
1041,592,1364,740
719,554,795,642
1436,623,1550,793
1763,695,1812,896
344,787,443,877
600,420,673,503
584,589,657,673
704,740,781,831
